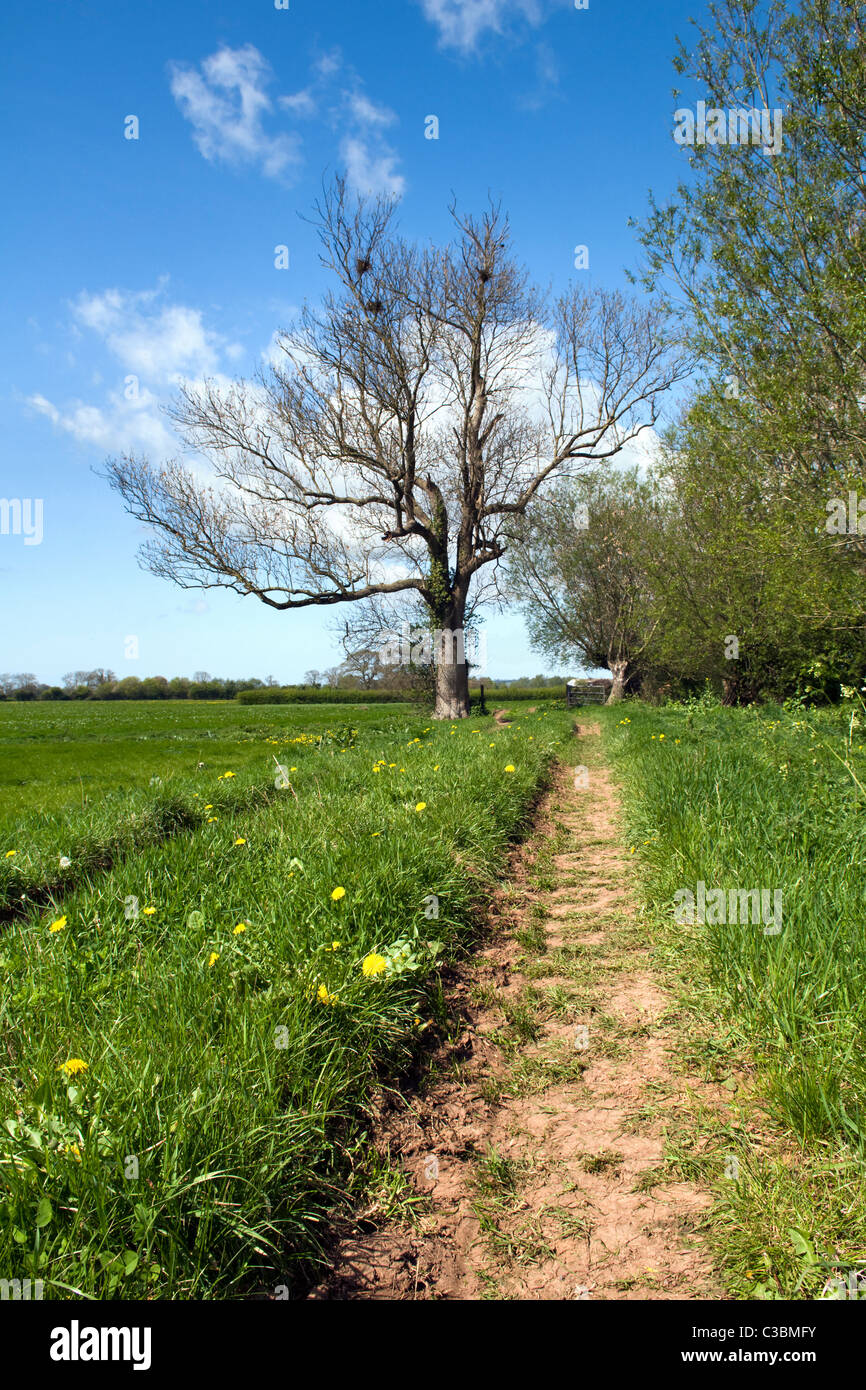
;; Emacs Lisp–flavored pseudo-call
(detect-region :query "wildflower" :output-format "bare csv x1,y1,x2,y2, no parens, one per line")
504,764,515,773
362,952,388,977
372,831,381,837
49,916,68,933
233,923,247,935
325,941,341,951
415,802,427,813
59,856,71,868
207,817,218,823
234,837,247,846
331,887,346,901
433,764,440,771
317,983,338,1005
205,804,213,810
58,1058,88,1077
220,771,236,779
658,734,665,740
143,907,156,916
207,952,219,968
4,850,16,858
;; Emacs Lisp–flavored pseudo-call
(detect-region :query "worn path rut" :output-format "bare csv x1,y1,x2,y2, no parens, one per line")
309,724,726,1300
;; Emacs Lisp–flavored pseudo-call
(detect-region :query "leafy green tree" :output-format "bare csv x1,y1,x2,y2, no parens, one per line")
508,469,670,702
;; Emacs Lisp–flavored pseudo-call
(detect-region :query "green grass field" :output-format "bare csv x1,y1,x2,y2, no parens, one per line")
601,695,866,1298
4,693,863,1300
0,699,570,1298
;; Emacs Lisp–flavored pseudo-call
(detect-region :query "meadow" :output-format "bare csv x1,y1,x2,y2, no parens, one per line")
0,698,571,1298
601,694,866,1298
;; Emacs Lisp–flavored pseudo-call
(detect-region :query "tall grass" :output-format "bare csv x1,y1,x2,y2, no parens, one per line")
0,704,569,1298
602,695,866,1295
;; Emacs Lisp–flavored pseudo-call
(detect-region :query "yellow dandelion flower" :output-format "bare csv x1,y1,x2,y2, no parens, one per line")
4,850,16,858
362,952,388,977
331,887,346,901
143,906,156,916
504,764,515,773
317,983,338,1005
234,837,246,846
233,923,247,935
433,764,440,771
207,951,219,968
415,802,427,813
207,817,218,823
58,1058,88,1077
205,804,213,810
49,915,68,933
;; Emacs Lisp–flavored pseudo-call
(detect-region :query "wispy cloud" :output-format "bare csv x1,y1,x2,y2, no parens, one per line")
29,285,243,455
28,388,175,455
71,286,234,384
419,0,550,53
170,44,405,195
168,44,302,182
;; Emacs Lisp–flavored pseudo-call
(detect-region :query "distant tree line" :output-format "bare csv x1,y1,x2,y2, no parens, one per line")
0,672,278,702
0,668,578,703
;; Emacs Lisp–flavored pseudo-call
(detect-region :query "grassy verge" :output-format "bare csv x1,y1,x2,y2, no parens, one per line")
600,694,866,1299
0,704,569,1298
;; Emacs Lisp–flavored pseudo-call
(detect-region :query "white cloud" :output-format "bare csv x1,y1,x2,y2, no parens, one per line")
340,137,406,197
420,0,545,51
30,285,247,456
72,287,229,384
169,44,302,182
170,43,405,196
28,388,175,455
346,92,396,128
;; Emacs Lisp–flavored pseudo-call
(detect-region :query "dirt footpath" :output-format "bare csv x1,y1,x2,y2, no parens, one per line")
308,724,726,1300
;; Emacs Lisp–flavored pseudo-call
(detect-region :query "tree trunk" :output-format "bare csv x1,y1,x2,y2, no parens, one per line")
434,652,470,718
606,659,630,704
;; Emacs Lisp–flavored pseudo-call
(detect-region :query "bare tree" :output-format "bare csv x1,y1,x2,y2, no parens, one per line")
105,180,683,718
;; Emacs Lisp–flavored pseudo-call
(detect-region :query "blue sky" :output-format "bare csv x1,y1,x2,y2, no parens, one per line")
1,0,707,685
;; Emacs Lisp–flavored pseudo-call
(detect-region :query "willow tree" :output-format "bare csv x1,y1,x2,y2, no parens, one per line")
106,180,681,717
508,469,669,703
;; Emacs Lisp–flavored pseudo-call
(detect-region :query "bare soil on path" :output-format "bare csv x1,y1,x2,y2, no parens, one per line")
308,724,727,1300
